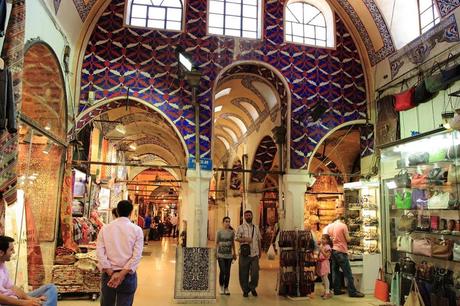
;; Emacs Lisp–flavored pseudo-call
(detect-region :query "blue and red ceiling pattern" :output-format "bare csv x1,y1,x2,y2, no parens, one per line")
80,0,367,169
251,136,277,183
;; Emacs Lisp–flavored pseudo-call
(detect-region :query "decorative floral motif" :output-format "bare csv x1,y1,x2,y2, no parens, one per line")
435,0,460,18
72,0,97,21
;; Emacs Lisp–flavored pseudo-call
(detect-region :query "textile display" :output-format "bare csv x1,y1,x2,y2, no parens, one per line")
174,247,216,303
376,95,399,146
24,196,45,287
52,264,100,293
72,217,101,245
60,147,78,251
0,0,26,207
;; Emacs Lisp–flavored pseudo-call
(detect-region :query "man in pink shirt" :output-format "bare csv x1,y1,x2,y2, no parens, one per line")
97,200,144,306
327,216,364,298
0,235,57,306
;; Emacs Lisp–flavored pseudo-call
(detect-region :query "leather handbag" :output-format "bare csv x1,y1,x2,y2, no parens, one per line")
427,167,447,185
416,216,431,232
395,191,412,209
416,261,434,281
404,279,425,306
429,148,447,163
376,95,399,146
412,238,432,257
447,164,460,184
394,81,416,112
400,257,416,275
408,152,429,166
427,191,449,209
374,268,389,302
441,53,460,85
398,214,416,232
453,242,460,261
431,239,452,259
425,59,452,93
411,174,428,188
411,188,427,209
395,170,411,188
430,216,439,231
414,73,435,104
397,235,413,253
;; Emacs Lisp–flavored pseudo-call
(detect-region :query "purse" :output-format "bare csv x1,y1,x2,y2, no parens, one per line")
411,189,427,209
408,152,429,166
412,238,432,257
374,268,389,302
414,73,435,104
404,279,425,306
416,216,431,232
395,191,412,209
429,148,447,163
397,235,413,253
427,167,447,185
411,174,428,188
431,239,452,259
400,257,416,275
394,80,416,112
441,53,460,85
427,191,449,209
453,242,460,261
395,170,411,188
398,214,416,232
430,216,439,231
376,95,399,146
416,261,434,281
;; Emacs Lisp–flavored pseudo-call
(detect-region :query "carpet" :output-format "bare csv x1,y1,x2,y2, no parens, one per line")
174,247,216,303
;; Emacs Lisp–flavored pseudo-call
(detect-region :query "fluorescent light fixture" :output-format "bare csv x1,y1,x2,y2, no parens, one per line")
385,180,397,190
115,124,126,135
179,53,193,72
215,88,231,100
129,142,137,151
214,105,223,113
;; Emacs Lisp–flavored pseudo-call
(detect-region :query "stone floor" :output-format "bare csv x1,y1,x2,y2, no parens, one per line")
58,238,384,305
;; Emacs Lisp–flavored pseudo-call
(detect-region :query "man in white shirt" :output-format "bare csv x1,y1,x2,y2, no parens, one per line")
236,210,262,298
96,200,144,306
170,214,178,238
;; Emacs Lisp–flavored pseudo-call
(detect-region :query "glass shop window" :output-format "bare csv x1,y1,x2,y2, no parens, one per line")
125,0,184,31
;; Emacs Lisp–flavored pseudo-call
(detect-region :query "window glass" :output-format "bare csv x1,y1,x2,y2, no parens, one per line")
125,0,183,31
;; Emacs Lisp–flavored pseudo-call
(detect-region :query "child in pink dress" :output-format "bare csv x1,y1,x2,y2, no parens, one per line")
317,234,333,299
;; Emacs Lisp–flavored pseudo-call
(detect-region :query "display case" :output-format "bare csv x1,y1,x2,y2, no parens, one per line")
380,129,460,269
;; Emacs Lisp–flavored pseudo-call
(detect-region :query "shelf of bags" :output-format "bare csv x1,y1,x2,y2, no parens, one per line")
395,250,460,263
391,207,460,211
410,230,460,237
397,160,454,169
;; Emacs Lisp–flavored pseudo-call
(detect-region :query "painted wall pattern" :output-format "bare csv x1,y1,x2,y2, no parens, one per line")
80,0,367,169
73,0,98,21
251,136,277,183
435,0,460,18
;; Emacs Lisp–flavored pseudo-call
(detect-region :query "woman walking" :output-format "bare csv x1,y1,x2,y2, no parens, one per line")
216,217,237,295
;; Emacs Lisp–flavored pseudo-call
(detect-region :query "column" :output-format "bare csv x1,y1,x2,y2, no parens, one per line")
246,192,263,226
185,169,212,247
227,196,241,231
282,170,315,230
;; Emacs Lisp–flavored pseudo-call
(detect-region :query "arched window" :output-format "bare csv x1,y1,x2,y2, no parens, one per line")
418,0,439,34
125,0,183,31
208,0,262,39
284,0,335,48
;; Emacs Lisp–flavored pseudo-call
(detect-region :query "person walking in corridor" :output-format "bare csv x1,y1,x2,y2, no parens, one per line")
216,217,237,295
236,210,261,297
96,200,144,306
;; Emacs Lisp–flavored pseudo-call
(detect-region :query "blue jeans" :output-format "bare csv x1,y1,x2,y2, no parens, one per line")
28,284,58,306
101,272,137,306
331,250,358,295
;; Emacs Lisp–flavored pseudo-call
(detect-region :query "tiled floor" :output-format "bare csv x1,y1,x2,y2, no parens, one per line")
59,238,383,305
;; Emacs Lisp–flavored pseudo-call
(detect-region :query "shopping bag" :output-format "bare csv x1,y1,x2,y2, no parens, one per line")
390,271,401,306
404,279,425,306
374,268,389,302
267,245,276,260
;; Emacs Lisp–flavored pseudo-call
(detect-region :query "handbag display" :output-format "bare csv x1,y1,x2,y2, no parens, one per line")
411,189,427,209
430,216,439,231
431,239,452,259
411,174,428,188
416,261,434,281
445,144,460,159
398,214,416,232
395,170,411,188
427,191,449,209
427,167,447,185
441,53,460,85
397,235,413,253
400,257,416,275
408,152,429,166
414,77,435,105
390,270,401,306
453,242,460,261
374,268,389,302
447,164,460,184
395,191,412,209
412,238,432,257
416,216,431,232
429,148,448,163
394,83,416,112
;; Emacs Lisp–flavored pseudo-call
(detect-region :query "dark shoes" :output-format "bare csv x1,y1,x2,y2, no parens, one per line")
349,291,365,298
334,290,346,295
243,292,249,297
251,289,258,297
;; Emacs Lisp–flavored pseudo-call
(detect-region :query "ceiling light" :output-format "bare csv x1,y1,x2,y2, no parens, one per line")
44,123,51,131
178,52,193,72
129,142,137,151
214,105,223,113
115,124,126,135
215,88,231,100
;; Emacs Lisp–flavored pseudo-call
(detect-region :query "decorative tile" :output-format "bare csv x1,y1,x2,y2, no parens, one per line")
389,14,460,78
435,0,460,18
53,0,61,14
72,0,97,21
174,247,216,302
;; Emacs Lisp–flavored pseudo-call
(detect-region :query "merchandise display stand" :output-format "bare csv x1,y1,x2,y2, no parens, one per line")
277,230,315,298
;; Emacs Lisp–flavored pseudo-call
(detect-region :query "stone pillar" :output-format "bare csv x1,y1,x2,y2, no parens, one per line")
246,192,263,226
227,196,241,230
283,171,315,230
185,169,212,247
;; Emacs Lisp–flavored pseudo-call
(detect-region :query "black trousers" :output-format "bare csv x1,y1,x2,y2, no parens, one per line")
101,272,137,306
218,258,233,288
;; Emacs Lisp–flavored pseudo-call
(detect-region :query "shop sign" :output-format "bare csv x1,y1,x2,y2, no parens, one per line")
200,158,212,171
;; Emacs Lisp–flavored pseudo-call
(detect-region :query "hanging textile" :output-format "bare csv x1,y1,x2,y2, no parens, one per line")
25,196,45,287
0,0,26,207
60,147,78,251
